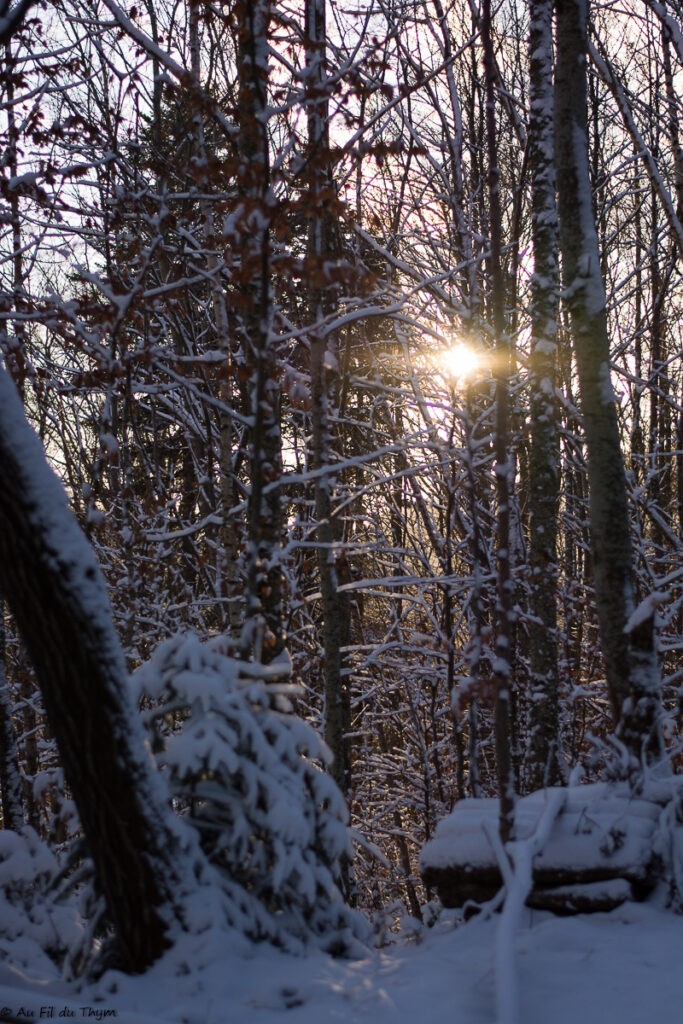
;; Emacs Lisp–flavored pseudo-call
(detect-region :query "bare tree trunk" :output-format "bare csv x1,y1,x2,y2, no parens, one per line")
188,5,243,639
482,0,516,841
526,0,562,788
462,386,485,799
0,37,29,830
0,38,27,389
663,26,683,219
234,0,285,663
305,0,350,789
555,0,662,763
0,367,194,972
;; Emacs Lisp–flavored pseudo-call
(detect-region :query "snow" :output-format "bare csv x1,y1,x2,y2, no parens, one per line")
492,787,568,1024
624,591,669,634
130,633,367,955
598,361,617,406
0,370,119,650
420,783,663,876
0,900,681,1024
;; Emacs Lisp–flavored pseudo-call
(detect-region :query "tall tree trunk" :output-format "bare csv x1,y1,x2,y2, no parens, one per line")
554,0,662,763
234,0,285,663
305,0,350,790
482,0,516,841
0,38,27,389
0,367,194,972
188,4,243,639
0,37,29,830
526,0,562,788
462,386,485,799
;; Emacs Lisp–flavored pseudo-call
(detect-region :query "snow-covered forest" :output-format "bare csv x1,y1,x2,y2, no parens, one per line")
0,0,682,1020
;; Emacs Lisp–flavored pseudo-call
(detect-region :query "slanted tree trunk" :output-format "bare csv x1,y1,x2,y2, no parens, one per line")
555,0,662,763
526,0,562,788
0,367,193,972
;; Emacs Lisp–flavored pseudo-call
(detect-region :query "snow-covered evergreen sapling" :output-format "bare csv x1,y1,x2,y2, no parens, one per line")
0,826,83,977
131,633,368,954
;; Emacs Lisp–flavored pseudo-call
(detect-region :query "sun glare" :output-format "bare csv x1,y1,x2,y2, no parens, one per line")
439,343,481,382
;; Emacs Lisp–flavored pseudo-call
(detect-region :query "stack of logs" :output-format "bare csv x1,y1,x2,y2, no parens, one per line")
420,782,682,914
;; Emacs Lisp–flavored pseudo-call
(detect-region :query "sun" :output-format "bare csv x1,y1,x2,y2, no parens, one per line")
439,343,481,382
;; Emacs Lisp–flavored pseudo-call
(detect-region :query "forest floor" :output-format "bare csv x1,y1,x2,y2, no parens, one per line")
0,896,680,1024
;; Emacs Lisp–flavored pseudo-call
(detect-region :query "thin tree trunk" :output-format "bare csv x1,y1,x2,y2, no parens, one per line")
482,0,516,841
305,0,350,789
526,0,562,788
234,0,284,662
0,38,30,830
0,39,27,389
462,386,485,799
188,5,243,639
663,27,683,219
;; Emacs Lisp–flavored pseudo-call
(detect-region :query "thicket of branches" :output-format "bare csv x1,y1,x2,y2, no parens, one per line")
0,0,682,933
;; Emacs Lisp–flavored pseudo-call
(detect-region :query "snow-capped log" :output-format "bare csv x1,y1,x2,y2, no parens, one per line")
420,783,679,914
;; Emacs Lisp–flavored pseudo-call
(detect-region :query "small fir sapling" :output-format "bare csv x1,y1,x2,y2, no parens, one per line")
131,632,369,955
0,826,83,977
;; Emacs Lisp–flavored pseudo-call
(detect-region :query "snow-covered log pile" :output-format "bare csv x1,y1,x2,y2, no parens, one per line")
420,782,683,914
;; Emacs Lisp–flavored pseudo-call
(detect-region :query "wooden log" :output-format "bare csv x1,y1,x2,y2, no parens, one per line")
420,784,664,912
527,878,632,914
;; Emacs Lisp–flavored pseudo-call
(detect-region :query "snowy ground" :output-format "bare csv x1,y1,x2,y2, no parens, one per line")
0,899,680,1024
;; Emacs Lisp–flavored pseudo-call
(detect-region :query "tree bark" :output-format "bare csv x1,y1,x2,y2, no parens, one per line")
0,367,191,972
187,4,243,639
526,0,562,788
482,0,516,840
554,0,662,762
305,0,351,790
234,0,285,663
